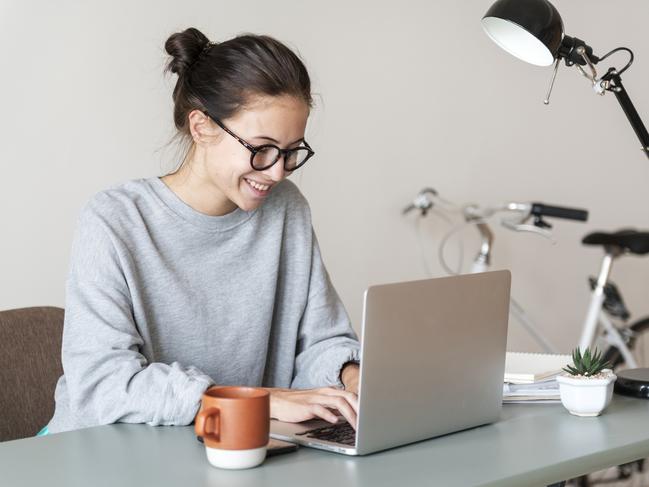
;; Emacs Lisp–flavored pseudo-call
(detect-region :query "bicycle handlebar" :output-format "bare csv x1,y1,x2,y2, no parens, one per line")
404,188,591,277
402,188,590,235
530,203,589,222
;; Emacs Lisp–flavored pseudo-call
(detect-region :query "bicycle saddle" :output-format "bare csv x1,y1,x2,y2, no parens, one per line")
582,229,649,255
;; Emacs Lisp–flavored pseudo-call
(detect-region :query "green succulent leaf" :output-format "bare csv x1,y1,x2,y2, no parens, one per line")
583,349,592,370
565,347,612,376
562,365,579,375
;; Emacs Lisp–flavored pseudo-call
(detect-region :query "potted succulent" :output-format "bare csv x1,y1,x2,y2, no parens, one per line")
556,348,616,417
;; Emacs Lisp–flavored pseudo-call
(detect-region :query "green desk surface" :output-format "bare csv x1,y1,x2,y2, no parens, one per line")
2,395,649,487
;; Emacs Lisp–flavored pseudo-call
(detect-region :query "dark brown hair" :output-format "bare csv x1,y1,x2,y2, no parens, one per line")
164,28,313,141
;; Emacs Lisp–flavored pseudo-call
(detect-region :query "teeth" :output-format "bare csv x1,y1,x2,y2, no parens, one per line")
245,178,270,191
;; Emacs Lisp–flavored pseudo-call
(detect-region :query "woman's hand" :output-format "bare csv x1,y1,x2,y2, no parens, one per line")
267,387,359,429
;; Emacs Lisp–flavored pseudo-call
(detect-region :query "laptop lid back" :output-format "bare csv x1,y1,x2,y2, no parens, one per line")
355,270,510,455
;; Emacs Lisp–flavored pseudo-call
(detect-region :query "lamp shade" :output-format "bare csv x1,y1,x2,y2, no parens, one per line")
482,0,564,67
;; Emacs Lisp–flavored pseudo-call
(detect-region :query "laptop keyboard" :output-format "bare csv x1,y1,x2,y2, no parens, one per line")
296,421,356,446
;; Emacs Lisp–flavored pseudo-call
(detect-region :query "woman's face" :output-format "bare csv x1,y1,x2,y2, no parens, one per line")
194,94,310,213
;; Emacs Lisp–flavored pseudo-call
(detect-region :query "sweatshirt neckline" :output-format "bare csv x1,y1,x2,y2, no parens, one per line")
146,176,256,232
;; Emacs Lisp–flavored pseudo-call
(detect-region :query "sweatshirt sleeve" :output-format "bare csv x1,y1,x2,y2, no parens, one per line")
58,203,214,430
291,227,361,389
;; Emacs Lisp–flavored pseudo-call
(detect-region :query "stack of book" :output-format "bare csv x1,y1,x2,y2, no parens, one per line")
503,352,571,404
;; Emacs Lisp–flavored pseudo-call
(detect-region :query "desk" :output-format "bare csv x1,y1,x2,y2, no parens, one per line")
1,396,649,487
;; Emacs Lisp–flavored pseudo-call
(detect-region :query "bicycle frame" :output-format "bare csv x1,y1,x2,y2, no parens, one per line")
404,189,639,366
580,249,638,368
469,215,638,367
405,189,646,484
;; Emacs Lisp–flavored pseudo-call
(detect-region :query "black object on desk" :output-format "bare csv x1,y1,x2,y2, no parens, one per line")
615,368,649,399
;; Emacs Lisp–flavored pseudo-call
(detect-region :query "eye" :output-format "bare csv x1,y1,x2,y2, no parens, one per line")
252,145,280,169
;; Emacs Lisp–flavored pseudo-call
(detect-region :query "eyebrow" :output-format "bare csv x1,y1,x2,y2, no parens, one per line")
254,135,305,146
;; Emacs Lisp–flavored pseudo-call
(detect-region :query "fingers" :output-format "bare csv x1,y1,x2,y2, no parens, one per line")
310,404,340,425
317,387,359,415
270,388,359,429
312,394,358,430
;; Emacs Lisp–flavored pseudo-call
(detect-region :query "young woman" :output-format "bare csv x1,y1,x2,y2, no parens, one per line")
42,28,360,435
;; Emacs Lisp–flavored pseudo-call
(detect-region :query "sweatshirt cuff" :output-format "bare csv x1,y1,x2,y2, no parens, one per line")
152,364,214,426
332,349,361,388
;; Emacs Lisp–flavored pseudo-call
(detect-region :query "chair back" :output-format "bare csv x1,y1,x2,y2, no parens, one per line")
0,307,64,442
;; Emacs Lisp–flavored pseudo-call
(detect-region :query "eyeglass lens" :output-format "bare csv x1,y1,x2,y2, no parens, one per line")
252,146,311,170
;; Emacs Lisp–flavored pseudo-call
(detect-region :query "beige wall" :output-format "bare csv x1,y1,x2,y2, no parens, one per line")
2,0,648,356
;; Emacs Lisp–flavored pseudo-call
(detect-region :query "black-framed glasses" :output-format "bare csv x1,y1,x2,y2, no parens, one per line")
202,110,315,172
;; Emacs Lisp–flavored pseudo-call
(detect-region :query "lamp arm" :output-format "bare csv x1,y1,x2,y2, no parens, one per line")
601,68,649,159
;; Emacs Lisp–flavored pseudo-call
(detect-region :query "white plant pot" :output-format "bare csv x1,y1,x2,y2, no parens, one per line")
556,370,617,417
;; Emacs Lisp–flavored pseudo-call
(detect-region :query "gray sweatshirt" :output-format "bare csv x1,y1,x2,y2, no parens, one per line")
47,177,360,434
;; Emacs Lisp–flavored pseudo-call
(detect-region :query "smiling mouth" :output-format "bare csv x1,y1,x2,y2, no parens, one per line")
244,177,272,193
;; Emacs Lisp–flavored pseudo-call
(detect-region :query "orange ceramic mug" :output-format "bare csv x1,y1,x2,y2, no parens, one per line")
195,386,270,469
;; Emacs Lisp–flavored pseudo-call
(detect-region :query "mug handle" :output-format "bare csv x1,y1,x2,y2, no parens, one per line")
195,407,220,443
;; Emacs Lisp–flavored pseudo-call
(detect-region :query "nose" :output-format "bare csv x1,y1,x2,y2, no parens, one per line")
266,155,287,182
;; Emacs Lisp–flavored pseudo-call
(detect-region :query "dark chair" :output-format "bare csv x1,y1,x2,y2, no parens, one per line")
0,307,64,442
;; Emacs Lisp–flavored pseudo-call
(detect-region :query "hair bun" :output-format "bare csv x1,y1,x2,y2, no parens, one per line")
165,27,212,77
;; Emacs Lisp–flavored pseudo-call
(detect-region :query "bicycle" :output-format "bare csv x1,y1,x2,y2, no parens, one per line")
403,187,649,486
402,187,649,371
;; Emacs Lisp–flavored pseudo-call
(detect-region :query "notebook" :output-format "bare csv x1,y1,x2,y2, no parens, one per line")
502,378,560,403
504,352,571,384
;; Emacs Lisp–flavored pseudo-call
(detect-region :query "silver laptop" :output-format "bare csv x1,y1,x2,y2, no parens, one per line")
270,270,511,455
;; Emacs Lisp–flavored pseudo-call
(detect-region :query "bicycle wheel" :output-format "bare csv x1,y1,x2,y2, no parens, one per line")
602,316,649,368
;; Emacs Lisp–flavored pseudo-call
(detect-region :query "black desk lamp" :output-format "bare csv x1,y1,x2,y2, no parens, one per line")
481,0,649,159
482,0,649,399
